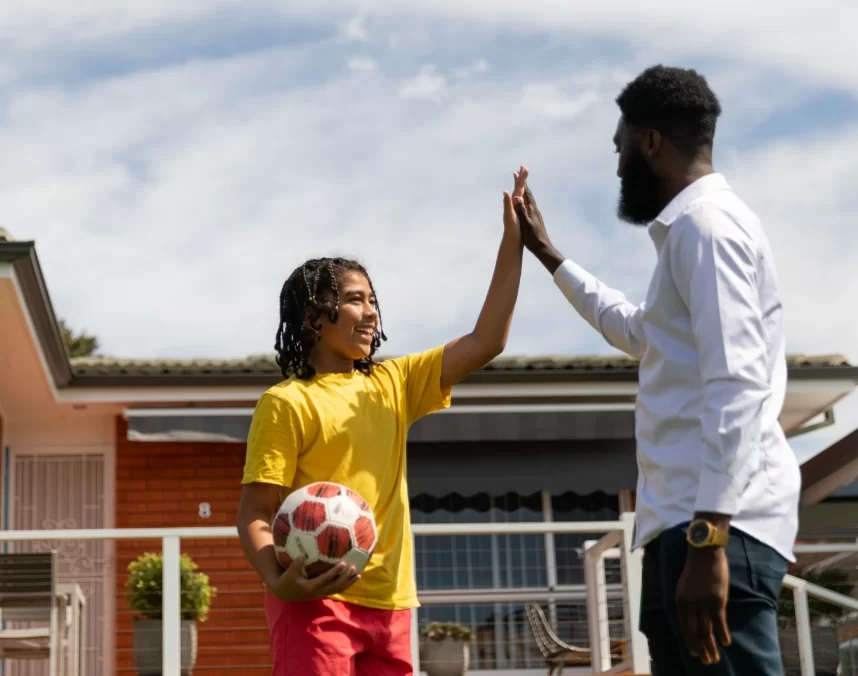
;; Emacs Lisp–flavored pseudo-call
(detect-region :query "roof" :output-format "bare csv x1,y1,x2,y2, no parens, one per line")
71,352,852,379
4,238,858,388
801,426,858,506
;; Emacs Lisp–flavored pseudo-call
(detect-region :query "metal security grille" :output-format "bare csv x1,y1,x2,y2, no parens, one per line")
7,454,108,676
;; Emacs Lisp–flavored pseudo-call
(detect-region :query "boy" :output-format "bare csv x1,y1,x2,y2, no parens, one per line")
237,168,529,675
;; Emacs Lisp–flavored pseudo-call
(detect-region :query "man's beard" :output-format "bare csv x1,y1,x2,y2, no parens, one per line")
617,149,664,226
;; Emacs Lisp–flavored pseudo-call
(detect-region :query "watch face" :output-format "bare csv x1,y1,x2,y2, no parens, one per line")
689,521,710,545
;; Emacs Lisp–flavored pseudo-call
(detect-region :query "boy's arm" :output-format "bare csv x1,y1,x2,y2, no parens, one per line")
237,482,294,589
440,171,526,390
237,482,359,600
237,393,357,600
515,186,647,360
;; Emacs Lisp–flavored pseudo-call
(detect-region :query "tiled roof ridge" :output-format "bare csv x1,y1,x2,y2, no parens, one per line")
69,353,852,377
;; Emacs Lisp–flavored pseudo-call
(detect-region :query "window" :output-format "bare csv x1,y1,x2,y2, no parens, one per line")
411,491,622,670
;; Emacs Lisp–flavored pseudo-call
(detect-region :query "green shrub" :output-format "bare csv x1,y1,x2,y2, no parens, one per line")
420,621,473,642
125,552,216,623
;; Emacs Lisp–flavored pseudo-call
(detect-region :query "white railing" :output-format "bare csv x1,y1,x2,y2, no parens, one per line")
0,524,856,675
0,516,647,676
786,542,858,676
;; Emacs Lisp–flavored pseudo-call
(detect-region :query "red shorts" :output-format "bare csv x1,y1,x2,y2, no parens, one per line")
265,589,413,676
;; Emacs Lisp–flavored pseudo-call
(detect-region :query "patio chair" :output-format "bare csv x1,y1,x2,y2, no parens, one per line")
524,603,627,675
0,551,85,676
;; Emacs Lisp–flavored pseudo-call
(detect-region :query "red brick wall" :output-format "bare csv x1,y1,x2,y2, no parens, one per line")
115,417,271,674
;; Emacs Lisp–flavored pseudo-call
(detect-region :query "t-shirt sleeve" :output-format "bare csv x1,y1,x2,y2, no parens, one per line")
241,391,302,488
393,345,452,425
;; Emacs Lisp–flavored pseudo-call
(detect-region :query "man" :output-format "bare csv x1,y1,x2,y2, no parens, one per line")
515,65,798,675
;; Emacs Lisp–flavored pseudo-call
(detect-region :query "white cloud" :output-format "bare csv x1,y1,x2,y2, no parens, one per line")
341,14,369,42
0,0,856,455
347,56,378,72
453,59,489,79
399,65,446,100
521,85,599,120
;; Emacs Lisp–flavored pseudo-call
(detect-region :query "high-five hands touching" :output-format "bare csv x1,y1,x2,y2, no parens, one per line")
503,165,529,239
511,173,565,274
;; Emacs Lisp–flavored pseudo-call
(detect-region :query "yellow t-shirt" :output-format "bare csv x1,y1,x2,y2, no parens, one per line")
241,345,451,610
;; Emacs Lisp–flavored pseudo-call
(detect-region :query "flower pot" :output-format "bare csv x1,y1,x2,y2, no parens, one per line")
132,619,198,675
421,637,470,676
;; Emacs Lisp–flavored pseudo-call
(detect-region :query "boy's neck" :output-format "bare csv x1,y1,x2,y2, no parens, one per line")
308,351,355,376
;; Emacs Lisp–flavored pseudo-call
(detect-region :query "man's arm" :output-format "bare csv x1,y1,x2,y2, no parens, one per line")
515,187,647,359
670,208,770,524
440,183,524,390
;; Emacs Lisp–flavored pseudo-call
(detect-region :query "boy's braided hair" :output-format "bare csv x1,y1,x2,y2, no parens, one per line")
275,257,386,380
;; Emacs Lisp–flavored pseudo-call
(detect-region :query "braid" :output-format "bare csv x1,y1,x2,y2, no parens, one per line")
274,257,387,380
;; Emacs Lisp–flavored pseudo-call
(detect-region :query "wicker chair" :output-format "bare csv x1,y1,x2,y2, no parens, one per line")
524,603,626,675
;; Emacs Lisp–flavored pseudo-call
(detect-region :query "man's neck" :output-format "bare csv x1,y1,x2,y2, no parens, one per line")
661,161,714,210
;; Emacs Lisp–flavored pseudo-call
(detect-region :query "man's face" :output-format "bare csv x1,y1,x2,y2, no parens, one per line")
614,117,664,226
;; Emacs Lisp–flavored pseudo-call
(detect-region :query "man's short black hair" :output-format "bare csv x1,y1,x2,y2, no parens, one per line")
616,65,722,156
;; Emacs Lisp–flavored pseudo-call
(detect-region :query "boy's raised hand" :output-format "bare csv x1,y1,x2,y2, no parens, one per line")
268,555,359,602
503,165,530,237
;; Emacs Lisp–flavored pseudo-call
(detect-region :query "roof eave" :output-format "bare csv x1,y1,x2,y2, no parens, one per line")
63,363,858,389
1,241,73,388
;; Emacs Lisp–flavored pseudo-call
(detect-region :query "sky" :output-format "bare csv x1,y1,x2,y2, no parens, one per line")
1,2,856,461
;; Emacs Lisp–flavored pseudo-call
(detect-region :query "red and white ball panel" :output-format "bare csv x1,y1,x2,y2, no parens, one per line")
271,481,378,578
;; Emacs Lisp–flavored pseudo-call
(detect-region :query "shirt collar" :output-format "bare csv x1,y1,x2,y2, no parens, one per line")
654,172,731,227
647,172,731,250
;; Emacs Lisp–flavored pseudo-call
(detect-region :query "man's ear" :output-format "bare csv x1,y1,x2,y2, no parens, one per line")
641,129,662,160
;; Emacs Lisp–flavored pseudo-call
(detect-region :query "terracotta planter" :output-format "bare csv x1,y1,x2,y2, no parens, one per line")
421,637,470,676
132,619,198,676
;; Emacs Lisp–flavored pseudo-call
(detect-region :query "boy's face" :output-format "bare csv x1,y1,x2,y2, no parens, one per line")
315,271,379,362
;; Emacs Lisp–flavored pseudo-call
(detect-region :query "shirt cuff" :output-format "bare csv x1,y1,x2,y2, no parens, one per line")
694,469,740,516
553,259,596,298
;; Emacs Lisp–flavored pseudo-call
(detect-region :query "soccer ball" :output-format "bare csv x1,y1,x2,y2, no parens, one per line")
271,481,378,578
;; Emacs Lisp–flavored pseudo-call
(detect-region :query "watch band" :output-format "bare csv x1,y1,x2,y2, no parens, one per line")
687,519,729,548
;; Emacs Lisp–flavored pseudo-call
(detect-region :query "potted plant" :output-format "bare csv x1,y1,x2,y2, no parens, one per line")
420,621,473,676
125,552,217,676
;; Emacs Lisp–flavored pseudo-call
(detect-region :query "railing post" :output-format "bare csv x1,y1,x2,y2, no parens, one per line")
584,540,611,672
162,535,182,676
620,512,649,675
792,581,815,676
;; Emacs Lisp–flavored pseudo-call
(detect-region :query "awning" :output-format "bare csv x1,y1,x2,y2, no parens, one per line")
125,408,253,443
124,407,638,496
124,404,636,444
408,439,637,495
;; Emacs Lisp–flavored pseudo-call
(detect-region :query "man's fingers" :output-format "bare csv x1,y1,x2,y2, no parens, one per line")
715,606,732,647
524,185,537,208
682,604,700,658
698,611,719,665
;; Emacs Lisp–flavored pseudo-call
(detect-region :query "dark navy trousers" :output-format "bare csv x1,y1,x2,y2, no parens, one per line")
640,524,789,675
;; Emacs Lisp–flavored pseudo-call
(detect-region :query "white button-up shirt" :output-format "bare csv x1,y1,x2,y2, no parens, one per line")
554,173,800,561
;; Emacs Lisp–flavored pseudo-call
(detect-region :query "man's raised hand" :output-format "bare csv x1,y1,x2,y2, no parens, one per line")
511,171,566,274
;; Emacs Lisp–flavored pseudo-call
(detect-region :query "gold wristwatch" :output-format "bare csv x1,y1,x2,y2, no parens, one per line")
686,519,729,548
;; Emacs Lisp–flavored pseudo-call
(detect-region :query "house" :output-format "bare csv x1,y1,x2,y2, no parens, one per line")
792,427,858,574
2,235,857,675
